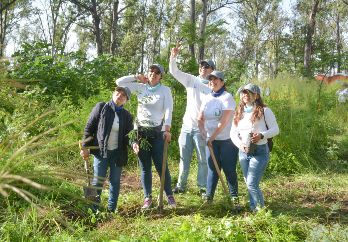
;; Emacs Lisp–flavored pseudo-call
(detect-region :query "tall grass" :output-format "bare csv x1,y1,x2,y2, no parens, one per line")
0,73,347,240
259,75,348,173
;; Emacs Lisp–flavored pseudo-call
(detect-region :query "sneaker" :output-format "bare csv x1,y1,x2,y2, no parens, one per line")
199,188,206,197
231,196,241,211
172,186,185,194
231,196,239,205
142,197,152,209
167,195,177,208
203,195,213,204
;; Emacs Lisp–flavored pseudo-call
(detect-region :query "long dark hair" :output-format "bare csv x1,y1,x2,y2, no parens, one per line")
233,94,266,126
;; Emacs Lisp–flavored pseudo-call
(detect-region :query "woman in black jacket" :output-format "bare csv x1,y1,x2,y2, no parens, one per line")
80,86,133,212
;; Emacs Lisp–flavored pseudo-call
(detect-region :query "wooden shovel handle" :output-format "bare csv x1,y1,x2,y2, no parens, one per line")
158,140,169,210
207,143,229,195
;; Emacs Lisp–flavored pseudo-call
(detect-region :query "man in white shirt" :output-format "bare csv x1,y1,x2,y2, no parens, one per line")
169,45,215,195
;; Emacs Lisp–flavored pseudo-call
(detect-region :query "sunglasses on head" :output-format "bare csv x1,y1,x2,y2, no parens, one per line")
200,63,211,69
150,68,161,75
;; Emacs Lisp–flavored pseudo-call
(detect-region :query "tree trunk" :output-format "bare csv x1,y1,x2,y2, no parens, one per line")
0,0,16,57
110,0,119,55
304,0,320,77
335,12,341,73
0,9,5,57
189,0,195,58
198,0,208,61
91,0,103,55
49,0,63,57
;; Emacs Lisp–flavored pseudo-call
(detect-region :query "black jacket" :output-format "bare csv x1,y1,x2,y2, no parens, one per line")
82,101,133,166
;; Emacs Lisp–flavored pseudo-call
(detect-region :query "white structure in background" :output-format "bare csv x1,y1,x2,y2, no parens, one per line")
336,84,348,104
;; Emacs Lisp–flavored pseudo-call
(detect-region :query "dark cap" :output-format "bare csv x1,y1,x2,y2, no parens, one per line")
200,60,216,70
149,64,164,75
115,86,131,100
207,70,224,82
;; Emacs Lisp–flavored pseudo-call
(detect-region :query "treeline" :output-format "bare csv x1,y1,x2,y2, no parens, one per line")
1,0,348,80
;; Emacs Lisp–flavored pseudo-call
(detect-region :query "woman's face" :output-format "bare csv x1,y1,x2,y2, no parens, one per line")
241,90,257,105
208,76,224,92
148,67,162,86
113,90,127,106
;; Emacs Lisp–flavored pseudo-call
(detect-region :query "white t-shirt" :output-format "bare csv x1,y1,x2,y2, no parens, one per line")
116,75,173,129
169,57,211,130
107,113,119,150
200,91,236,140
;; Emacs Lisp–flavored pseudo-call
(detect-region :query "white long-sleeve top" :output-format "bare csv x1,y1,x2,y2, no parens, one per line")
116,75,173,129
169,56,211,130
231,107,279,148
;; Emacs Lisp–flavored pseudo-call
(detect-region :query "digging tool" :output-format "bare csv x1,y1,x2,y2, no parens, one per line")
158,140,169,212
79,140,98,201
207,143,229,195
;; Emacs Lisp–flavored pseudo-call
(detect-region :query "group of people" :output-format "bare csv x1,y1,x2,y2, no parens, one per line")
80,45,279,213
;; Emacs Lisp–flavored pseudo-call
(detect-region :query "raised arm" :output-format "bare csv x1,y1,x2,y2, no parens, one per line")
169,46,198,87
115,75,146,93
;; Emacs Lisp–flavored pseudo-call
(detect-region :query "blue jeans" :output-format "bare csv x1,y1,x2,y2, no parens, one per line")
138,132,173,198
239,144,269,210
176,128,207,190
206,139,239,199
92,149,122,212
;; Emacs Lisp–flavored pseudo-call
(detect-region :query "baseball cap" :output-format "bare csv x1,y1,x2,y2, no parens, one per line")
242,83,261,95
116,86,131,100
207,71,224,82
200,60,216,70
149,64,164,75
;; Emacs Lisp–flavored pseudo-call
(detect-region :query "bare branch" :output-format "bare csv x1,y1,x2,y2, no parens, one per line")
208,0,243,15
68,0,92,12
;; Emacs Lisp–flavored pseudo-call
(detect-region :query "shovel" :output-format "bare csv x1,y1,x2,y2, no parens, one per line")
207,143,229,195
79,140,98,201
158,140,169,212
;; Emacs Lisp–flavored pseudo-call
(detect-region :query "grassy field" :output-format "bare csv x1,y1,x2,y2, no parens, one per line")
1,74,348,241
78,167,348,241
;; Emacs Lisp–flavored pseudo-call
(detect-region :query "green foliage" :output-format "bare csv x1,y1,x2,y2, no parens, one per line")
9,41,134,104
261,74,348,173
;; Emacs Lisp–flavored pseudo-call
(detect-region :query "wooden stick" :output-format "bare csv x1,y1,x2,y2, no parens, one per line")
158,140,169,211
207,144,229,195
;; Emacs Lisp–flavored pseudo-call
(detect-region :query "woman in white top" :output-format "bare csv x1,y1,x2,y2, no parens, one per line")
231,83,279,212
198,71,239,204
116,64,176,209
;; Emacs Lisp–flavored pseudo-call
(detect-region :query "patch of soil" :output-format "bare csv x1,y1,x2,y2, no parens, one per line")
120,171,142,192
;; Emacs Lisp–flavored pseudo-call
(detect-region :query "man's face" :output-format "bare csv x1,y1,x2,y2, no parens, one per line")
199,62,214,79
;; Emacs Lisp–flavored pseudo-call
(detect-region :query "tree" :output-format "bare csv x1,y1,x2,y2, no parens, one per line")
0,0,30,57
234,0,282,78
303,0,321,77
68,0,104,55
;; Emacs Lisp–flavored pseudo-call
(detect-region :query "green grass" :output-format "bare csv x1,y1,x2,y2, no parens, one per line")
1,75,348,241
78,168,348,241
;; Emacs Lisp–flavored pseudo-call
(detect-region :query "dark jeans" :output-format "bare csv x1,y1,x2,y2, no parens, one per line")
138,130,173,198
92,149,122,212
206,139,239,199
